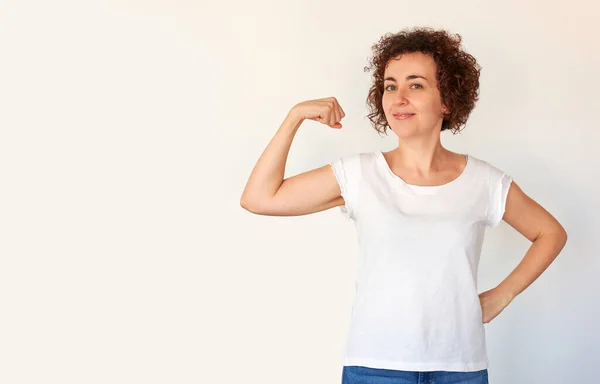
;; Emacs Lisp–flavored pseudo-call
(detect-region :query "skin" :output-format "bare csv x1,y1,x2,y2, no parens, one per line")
381,51,465,186
241,52,568,324
381,52,567,323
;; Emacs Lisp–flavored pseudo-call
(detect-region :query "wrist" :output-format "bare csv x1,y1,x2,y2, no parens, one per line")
284,110,305,131
287,107,305,123
494,285,516,304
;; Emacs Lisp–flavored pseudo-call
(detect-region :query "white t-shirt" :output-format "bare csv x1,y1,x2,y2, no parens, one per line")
329,150,513,372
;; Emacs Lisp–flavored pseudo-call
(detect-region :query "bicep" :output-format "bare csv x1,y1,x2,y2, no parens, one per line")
502,182,566,241
246,164,344,216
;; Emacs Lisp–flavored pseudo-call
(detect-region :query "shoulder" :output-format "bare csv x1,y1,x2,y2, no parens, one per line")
467,154,510,181
335,151,378,162
329,152,381,188
331,151,379,169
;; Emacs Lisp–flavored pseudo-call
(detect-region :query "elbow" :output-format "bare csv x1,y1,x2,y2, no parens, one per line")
554,219,568,245
549,224,568,251
535,224,568,252
240,195,254,212
559,226,568,248
240,195,264,214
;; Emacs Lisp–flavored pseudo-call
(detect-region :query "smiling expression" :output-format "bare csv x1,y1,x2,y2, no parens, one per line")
382,52,449,138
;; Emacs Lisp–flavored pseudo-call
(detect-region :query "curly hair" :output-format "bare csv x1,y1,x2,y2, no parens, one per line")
364,27,481,135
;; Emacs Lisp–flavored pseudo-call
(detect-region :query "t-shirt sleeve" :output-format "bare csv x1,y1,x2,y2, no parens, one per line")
329,154,361,222
485,168,514,228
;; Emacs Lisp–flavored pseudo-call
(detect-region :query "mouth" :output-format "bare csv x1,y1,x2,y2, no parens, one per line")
393,113,415,120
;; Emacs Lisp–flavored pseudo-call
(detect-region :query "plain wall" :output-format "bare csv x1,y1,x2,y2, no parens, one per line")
0,0,598,383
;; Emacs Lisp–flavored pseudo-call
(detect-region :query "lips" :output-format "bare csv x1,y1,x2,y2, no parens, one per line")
393,113,415,120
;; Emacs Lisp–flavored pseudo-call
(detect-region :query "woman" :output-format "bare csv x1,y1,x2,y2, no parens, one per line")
240,27,567,384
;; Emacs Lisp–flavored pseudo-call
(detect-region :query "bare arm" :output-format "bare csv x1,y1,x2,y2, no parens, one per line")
240,102,346,216
495,182,568,301
479,181,568,323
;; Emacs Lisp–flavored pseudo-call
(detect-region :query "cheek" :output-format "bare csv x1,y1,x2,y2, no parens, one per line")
381,97,392,114
419,96,442,114
381,94,390,107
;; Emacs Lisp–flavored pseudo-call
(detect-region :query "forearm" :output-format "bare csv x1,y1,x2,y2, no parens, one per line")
495,230,568,301
240,111,304,206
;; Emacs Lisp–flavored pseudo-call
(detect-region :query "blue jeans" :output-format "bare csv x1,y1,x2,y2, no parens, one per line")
342,366,489,384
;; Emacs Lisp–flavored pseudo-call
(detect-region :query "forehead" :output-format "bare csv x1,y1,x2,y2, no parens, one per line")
384,52,437,78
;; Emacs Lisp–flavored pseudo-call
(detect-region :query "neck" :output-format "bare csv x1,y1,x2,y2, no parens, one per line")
390,137,452,175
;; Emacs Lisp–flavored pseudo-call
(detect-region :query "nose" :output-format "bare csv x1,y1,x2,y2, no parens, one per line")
393,88,408,105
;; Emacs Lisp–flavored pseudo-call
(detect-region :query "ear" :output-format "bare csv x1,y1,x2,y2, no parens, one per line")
442,104,450,115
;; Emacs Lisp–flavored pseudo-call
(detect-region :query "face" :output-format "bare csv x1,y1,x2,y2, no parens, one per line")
382,52,449,138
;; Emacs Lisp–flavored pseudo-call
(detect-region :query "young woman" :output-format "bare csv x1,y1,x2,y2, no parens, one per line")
240,27,567,384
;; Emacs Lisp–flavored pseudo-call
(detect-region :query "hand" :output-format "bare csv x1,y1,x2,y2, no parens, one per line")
479,287,514,324
290,97,346,129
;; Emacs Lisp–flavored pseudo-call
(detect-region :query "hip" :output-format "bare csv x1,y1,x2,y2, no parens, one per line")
342,365,489,384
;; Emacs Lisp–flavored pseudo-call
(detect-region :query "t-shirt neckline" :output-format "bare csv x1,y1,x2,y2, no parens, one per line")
376,150,472,194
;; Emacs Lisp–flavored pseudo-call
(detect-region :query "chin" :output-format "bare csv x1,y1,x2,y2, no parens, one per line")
389,124,419,139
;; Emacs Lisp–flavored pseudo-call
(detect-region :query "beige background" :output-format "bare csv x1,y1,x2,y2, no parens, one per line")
0,0,597,383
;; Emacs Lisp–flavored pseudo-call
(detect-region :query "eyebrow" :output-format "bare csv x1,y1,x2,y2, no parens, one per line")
384,75,428,82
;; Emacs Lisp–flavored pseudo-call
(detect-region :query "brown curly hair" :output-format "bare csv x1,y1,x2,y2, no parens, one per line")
364,27,481,135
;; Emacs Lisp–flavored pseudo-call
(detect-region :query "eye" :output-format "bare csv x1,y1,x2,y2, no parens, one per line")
384,84,422,92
